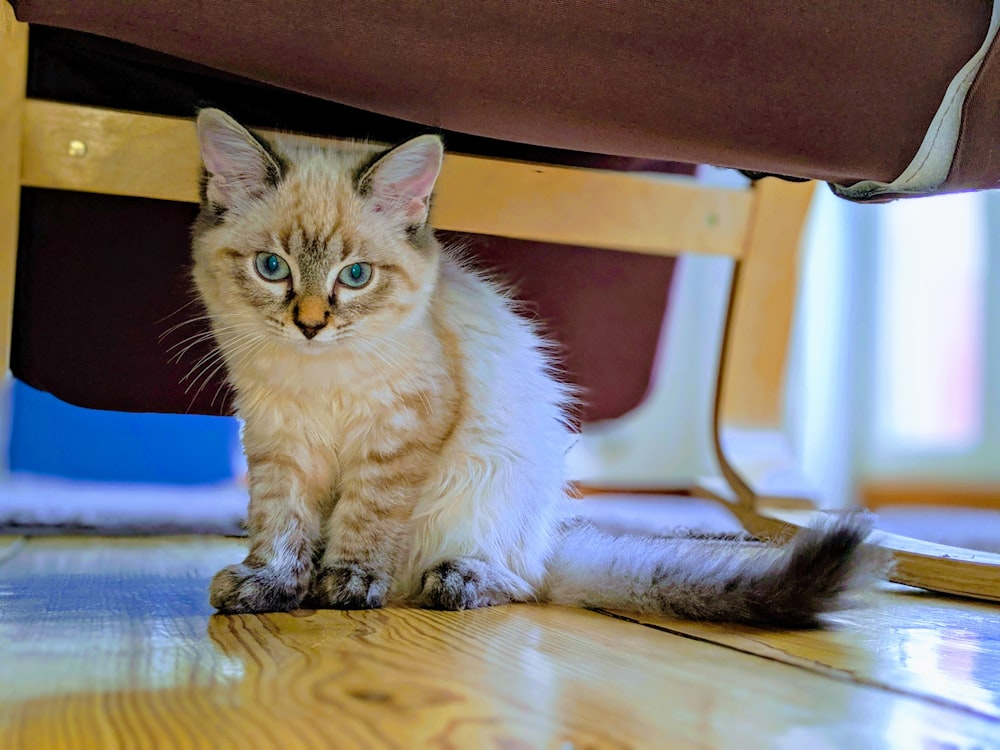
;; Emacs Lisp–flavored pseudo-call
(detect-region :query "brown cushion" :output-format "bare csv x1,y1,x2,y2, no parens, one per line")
950,19,1000,193
10,0,993,188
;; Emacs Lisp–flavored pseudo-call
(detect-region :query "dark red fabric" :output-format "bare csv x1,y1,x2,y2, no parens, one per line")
11,0,991,186
949,25,1000,192
438,232,676,423
12,190,675,422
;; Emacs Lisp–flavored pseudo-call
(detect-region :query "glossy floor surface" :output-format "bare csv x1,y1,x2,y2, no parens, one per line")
1,535,999,749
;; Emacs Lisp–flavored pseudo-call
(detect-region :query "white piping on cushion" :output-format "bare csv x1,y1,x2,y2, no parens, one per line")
833,1,1000,200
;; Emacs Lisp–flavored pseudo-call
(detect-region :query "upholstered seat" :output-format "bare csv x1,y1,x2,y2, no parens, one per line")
11,1,998,190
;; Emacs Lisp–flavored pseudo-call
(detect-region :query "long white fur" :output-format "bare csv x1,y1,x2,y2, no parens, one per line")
395,257,575,599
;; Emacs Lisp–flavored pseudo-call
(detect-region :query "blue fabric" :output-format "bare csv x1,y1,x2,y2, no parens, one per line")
8,380,238,484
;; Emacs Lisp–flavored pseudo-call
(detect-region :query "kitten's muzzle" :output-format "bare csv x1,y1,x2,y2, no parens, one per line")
293,299,330,339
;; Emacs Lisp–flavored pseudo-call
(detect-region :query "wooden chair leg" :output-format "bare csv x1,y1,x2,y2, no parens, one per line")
710,178,817,509
0,7,28,373
699,178,1000,603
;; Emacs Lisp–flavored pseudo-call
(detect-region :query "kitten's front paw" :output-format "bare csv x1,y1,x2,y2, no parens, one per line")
312,561,390,609
418,558,511,611
210,563,306,614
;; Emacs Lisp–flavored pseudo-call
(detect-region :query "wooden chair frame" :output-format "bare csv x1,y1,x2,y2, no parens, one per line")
3,8,999,601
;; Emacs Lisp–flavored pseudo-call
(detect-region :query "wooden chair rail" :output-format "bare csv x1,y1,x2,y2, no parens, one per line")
19,100,754,259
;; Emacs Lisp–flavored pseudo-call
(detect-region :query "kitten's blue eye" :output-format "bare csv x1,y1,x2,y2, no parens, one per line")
338,262,373,289
254,252,290,282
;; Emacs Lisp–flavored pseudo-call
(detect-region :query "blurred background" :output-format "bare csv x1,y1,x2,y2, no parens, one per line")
2,179,999,547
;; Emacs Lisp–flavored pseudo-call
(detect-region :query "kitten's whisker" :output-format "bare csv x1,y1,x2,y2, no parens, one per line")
181,331,259,388
209,339,267,408
185,350,233,398
191,358,232,405
159,312,258,341
186,356,234,412
210,377,235,409
159,317,207,341
166,324,258,356
185,331,259,385
167,333,219,361
182,353,224,388
154,298,202,327
183,327,259,356
193,336,265,405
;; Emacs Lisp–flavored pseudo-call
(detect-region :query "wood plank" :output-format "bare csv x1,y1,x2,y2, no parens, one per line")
0,8,27,371
608,581,1000,722
20,100,753,258
0,535,26,566
1,536,998,748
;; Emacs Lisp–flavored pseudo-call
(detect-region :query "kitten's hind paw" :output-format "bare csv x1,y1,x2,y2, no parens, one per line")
417,558,512,611
210,563,306,614
311,561,390,609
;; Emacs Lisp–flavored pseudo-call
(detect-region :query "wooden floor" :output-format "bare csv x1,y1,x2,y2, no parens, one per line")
1,536,999,748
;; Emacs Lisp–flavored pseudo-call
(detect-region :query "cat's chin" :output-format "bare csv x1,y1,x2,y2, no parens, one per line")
289,337,338,356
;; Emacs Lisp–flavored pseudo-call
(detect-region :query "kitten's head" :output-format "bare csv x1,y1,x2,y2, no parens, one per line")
191,109,443,357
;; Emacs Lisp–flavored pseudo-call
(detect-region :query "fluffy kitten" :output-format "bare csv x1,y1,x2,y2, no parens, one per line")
191,109,875,628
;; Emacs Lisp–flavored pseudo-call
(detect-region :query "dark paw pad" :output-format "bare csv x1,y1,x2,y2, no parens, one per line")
419,559,507,611
312,561,389,609
210,563,305,614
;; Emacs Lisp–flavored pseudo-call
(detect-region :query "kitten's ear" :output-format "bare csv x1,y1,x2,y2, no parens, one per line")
359,135,444,226
196,109,284,211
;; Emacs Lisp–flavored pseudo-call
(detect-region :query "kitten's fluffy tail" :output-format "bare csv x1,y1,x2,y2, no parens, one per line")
543,514,881,628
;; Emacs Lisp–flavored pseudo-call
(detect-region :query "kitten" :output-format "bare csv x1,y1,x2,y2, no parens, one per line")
191,109,876,628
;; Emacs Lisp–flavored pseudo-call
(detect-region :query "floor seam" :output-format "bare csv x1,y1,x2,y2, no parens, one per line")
0,536,28,569
591,607,1000,724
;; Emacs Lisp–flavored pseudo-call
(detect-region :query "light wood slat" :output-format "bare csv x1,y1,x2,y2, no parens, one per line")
434,152,748,256
2,536,999,748
20,100,753,258
0,8,27,372
718,178,815,429
710,179,820,509
707,181,823,516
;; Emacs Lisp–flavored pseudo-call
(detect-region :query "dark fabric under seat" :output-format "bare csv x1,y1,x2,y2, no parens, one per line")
12,27,682,422
14,190,677,422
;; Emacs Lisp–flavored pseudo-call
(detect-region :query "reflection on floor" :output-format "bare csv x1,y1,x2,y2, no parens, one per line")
1,533,998,748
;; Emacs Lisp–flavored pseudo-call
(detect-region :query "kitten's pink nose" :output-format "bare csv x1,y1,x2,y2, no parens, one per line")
295,320,326,339
293,298,329,339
